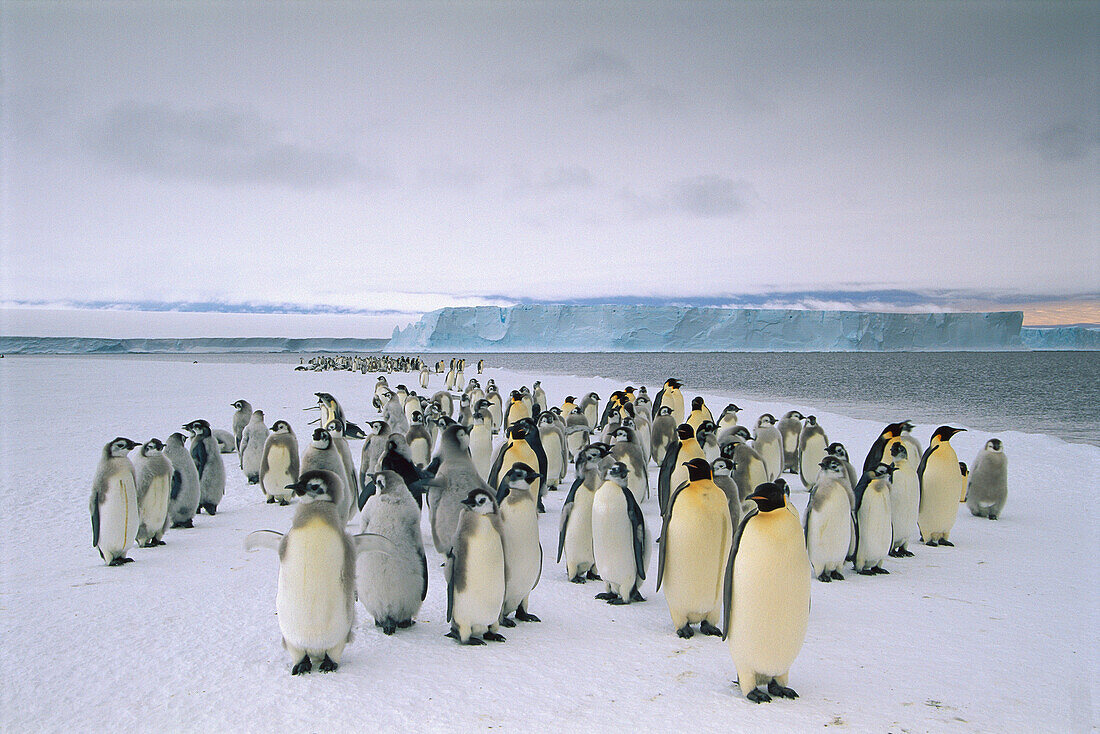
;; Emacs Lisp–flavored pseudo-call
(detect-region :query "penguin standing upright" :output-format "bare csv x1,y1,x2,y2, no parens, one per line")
163,432,200,528
239,410,269,485
650,406,677,465
852,464,895,575
608,425,650,504
324,419,359,522
301,429,353,523
565,407,591,462
406,412,432,469
184,419,225,516
468,408,494,480
133,438,172,548
717,403,741,430
260,421,299,505
656,459,732,638
710,457,743,531
231,399,253,456
966,439,1008,520
862,422,905,475
558,443,612,583
917,426,967,546
824,442,860,492
722,428,770,503
532,381,548,415
496,464,543,626
445,489,508,645
430,425,495,555
797,416,828,489
578,392,601,429
591,462,650,604
722,482,811,703
886,443,919,557
245,469,396,674
652,379,685,424
685,396,713,433
537,411,568,491
658,424,706,515
803,456,852,582
487,422,547,512
89,437,141,565
777,411,804,474
752,414,783,481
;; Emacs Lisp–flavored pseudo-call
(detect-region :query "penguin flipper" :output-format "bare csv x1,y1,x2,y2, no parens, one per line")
486,439,512,491
170,469,182,500
352,532,399,557
623,486,647,581
721,508,758,640
358,479,376,512
652,388,667,418
444,548,456,623
343,421,367,439
245,530,284,552
418,545,428,602
191,438,209,477
90,493,100,548
656,479,691,592
557,501,573,563
916,443,939,484
657,439,680,514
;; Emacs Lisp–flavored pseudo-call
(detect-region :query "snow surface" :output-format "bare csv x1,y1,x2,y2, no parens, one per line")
386,305,1029,352
0,356,1097,732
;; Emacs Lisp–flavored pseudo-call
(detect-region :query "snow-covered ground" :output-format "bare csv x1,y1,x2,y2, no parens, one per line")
0,356,1096,732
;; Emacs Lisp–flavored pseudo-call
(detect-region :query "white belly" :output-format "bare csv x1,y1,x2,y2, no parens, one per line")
99,473,139,557
262,446,295,498
806,490,851,575
454,522,506,631
470,429,492,479
855,489,893,569
800,436,827,478
591,486,638,593
542,433,564,485
501,503,541,613
663,494,729,619
276,520,351,652
140,474,170,534
890,469,919,546
564,490,596,569
755,437,783,481
919,451,963,537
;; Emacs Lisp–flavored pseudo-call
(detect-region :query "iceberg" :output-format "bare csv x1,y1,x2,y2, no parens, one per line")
1020,326,1100,350
385,305,1029,352
0,336,389,355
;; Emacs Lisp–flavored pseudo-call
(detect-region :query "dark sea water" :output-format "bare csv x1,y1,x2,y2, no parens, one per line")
69,351,1099,446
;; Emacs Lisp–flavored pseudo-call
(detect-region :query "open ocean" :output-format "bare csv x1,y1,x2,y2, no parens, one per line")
62,350,1099,446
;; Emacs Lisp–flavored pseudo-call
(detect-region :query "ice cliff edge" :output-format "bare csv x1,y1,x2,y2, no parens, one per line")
385,305,1028,352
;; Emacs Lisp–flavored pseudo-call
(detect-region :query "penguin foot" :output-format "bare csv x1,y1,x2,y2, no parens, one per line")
987,514,998,521
382,621,397,635
630,589,646,602
278,499,290,506
247,476,259,485
746,688,772,704
569,575,586,584
514,608,541,623
595,592,617,600
397,620,415,629
767,680,798,699
607,597,629,605
266,496,276,504
499,617,517,628
140,540,155,548
202,503,218,516
444,629,459,640
857,569,876,576
291,656,312,675
872,566,889,574
482,631,507,643
537,501,546,513
700,621,723,637
830,570,845,580
926,540,938,547
817,572,832,583
938,539,954,547
586,569,601,581
153,538,166,546
891,548,914,558
676,625,695,639
318,655,338,673
107,556,134,566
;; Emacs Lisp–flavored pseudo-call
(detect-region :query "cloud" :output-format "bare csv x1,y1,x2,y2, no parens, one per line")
416,157,484,188
1024,121,1100,162
82,102,387,188
620,175,756,219
559,48,634,81
508,165,594,197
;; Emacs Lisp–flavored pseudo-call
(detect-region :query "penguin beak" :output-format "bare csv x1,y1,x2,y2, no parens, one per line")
286,482,305,496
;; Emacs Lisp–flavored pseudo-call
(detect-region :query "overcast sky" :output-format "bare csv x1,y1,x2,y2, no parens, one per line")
2,1,1097,327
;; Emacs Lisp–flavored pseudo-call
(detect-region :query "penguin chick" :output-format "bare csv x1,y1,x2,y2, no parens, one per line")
445,489,508,645
163,432,201,528
184,419,225,516
90,437,140,565
133,438,172,548
496,463,543,626
966,439,1008,520
592,462,650,604
239,409,269,485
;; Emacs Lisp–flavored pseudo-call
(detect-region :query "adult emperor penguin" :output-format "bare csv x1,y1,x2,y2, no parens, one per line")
501,390,528,432
89,437,140,565
260,421,300,505
658,424,706,515
357,471,427,634
537,410,568,492
184,419,225,516
686,396,714,433
430,424,495,555
566,407,592,461
445,488,508,644
651,379,685,424
163,432,200,528
608,425,650,504
722,482,811,703
710,457,744,531
885,442,919,557
133,438,172,548
558,443,612,583
917,426,967,546
650,405,677,465
656,458,733,638
591,462,650,604
245,469,396,674
717,403,741,430
578,392,601,429
966,438,1008,520
797,416,829,489
752,414,784,481
852,464,895,575
562,395,578,416
496,463,543,626
301,429,352,523
488,421,547,511
231,399,253,455
862,422,906,475
239,409,269,485
777,411,804,474
803,456,852,582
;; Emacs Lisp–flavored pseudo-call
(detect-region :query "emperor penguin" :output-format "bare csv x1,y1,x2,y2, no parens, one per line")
591,462,650,604
852,464,895,574
578,392,601,429
537,410,568,491
239,409,269,485
133,438,172,548
419,364,430,389
477,358,484,374
496,463,543,626
406,412,433,469
558,443,613,582
374,376,391,410
488,422,547,511
485,388,503,433
231,399,253,455
245,469,397,674
717,403,741,430
752,414,784,481
445,488,508,644
430,424,495,555
184,419,225,516
260,421,300,505
562,395,578,416
324,418,360,520
89,437,141,565
652,379,685,425
532,381,548,415
456,393,474,428
966,439,1008,520
862,422,906,475
213,429,237,454
722,428,770,503
797,416,829,489
650,405,677,465
503,390,531,431
656,458,733,638
695,420,720,463
608,425,650,504
824,442,860,491
803,456,852,582
777,411,804,474
469,408,494,480
685,396,713,433
379,390,410,435
566,407,592,461
883,442,919,557
658,424,706,516
628,404,652,459
917,426,967,546
403,394,423,429
163,432,200,528
597,390,628,431
360,420,392,481
301,429,353,523
357,470,427,634
710,457,744,531
722,482,811,703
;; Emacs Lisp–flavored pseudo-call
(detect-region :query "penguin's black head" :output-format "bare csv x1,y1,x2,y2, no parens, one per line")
476,399,492,411
825,442,848,461
587,392,599,402
932,425,965,442
588,442,612,458
411,411,424,423
720,442,737,460
691,396,704,410
901,420,915,433
621,416,636,429
612,427,631,443
510,391,522,403
607,461,629,482
666,378,682,389
806,415,817,425
106,437,139,457
509,424,529,440
658,406,673,417
167,432,186,446
537,411,555,425
757,413,776,426
288,469,340,502
818,455,844,474
505,462,539,487
460,394,470,405
785,410,804,421
271,420,292,433
731,425,752,442
397,384,408,392
675,424,695,441
723,403,740,415
870,463,892,480
712,457,735,475
683,458,713,482
624,387,635,395
311,428,331,446
520,386,531,395
696,420,717,440
565,396,576,404
889,442,908,460
461,488,497,514
959,461,969,476
141,438,164,455
986,438,1003,452
183,420,210,437
326,418,345,434
746,483,786,512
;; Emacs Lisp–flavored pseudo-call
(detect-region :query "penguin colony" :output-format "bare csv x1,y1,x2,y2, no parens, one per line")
89,358,1008,702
